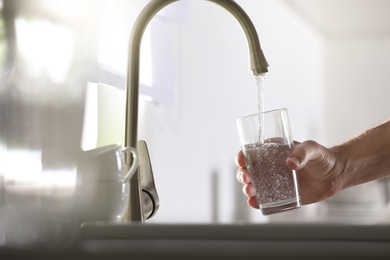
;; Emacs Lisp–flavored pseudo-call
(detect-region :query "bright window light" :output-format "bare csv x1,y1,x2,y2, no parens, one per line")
4,149,77,192
97,0,153,87
15,18,75,84
4,149,42,186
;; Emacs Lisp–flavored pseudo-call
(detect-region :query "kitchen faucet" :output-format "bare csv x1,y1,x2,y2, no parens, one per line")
124,0,269,222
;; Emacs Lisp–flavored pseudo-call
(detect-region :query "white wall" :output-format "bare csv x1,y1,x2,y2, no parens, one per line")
321,19,390,224
325,37,390,145
137,0,325,224
282,0,390,224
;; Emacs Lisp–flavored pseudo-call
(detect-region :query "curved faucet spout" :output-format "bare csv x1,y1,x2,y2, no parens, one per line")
125,0,269,222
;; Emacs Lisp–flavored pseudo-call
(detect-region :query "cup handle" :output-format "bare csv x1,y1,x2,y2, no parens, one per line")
122,147,139,182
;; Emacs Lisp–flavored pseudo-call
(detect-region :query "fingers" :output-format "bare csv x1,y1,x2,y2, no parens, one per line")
236,163,258,208
242,183,256,197
235,150,246,168
248,197,260,209
236,168,251,184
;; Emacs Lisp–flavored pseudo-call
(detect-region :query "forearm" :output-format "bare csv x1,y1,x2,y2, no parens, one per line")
332,120,390,190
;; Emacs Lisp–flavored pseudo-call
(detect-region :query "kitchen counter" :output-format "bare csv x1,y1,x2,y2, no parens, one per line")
1,223,390,259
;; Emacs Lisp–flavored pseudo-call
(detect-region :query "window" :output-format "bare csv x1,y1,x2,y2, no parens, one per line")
95,0,179,104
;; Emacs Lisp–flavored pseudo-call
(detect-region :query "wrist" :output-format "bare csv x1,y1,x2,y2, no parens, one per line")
328,144,351,193
330,122,390,191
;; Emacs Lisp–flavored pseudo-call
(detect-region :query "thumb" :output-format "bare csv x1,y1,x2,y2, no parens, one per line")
286,140,323,170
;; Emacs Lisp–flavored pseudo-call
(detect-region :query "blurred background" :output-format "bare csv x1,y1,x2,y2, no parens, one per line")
0,0,390,241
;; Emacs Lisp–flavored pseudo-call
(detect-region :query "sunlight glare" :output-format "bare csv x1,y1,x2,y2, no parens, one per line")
15,18,75,84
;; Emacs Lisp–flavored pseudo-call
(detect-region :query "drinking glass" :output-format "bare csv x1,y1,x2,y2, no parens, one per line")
236,108,300,215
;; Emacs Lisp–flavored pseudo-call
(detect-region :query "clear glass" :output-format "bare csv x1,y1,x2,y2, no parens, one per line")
236,108,301,215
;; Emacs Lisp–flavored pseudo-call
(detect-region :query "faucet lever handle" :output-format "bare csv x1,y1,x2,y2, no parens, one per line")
137,140,160,219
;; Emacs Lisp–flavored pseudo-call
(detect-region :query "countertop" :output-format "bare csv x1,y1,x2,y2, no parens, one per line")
1,223,390,259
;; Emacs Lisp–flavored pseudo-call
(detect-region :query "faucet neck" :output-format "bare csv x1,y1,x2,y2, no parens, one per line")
125,0,268,222
207,0,269,75
125,0,268,148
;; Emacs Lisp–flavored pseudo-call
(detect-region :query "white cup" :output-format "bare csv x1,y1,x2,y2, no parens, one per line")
75,144,139,222
0,145,139,248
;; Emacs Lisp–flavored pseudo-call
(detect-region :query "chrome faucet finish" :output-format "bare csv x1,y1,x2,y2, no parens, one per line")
125,0,269,222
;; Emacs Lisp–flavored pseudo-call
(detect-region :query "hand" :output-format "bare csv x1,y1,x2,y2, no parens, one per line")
235,140,341,208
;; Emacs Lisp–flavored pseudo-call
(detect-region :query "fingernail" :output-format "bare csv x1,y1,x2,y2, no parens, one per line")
288,157,300,167
238,171,243,182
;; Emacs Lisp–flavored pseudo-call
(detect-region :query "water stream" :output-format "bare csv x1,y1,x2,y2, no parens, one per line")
255,73,266,143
